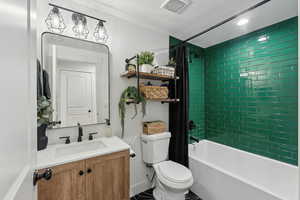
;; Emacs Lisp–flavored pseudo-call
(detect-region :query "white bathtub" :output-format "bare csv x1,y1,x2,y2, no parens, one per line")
189,140,298,200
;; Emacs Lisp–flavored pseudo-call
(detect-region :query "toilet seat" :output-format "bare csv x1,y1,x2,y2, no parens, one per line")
154,161,193,190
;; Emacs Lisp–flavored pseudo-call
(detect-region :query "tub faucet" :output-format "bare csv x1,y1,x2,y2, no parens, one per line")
190,136,200,143
190,136,199,151
77,123,83,142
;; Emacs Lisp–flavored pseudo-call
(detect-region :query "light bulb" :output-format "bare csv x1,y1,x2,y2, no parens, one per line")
72,13,89,39
45,7,66,33
94,21,108,43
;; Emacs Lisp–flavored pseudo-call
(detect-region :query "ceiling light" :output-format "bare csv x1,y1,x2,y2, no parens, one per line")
72,13,89,39
161,0,191,14
94,21,109,43
237,18,249,26
45,7,66,33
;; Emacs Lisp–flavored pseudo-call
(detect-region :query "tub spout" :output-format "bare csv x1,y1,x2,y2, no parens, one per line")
190,136,200,143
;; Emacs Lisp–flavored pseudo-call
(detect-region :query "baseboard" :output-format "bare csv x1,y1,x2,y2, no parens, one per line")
130,180,151,197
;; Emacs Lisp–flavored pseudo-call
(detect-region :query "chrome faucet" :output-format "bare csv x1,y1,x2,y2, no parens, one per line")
77,123,83,142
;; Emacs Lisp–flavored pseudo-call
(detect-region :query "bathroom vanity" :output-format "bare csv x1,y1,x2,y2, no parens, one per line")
36,30,130,200
36,137,130,200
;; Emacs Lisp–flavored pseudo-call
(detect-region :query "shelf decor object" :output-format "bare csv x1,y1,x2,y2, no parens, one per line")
143,121,166,135
152,66,175,77
138,51,155,73
140,85,169,100
119,86,146,138
45,6,66,33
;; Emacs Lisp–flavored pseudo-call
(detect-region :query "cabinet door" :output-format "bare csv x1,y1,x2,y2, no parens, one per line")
85,150,130,200
38,160,86,200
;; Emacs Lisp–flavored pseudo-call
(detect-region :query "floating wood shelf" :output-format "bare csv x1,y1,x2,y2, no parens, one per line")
148,98,180,103
122,55,179,107
121,71,178,81
125,98,180,104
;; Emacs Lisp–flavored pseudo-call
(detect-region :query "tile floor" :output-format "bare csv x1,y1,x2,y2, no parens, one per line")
131,188,201,200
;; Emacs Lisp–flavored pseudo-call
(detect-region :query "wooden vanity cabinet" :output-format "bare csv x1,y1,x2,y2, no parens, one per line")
38,150,129,200
85,150,130,200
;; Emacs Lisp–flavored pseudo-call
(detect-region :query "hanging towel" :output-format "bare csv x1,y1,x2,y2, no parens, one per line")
43,69,51,99
37,60,43,98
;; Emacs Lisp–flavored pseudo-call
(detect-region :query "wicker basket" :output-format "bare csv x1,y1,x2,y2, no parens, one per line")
152,66,175,77
140,85,168,100
143,121,166,135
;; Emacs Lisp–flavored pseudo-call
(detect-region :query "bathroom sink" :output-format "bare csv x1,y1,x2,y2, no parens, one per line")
55,141,106,158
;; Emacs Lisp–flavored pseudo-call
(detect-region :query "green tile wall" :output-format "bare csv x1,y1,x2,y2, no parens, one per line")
205,17,298,165
189,48,205,140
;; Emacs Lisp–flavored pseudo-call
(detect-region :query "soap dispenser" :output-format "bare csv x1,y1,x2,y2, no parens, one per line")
104,119,112,137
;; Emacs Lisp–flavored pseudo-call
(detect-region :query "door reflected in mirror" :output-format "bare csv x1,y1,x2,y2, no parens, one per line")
41,33,109,129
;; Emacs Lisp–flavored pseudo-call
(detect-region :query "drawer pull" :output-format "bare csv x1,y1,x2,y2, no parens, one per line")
33,168,52,186
79,170,85,176
87,168,92,173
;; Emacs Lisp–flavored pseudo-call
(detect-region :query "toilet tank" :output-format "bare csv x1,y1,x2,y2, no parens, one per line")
141,132,171,164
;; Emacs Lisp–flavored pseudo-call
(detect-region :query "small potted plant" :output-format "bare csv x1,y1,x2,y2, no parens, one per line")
37,96,54,150
138,51,155,73
119,86,146,138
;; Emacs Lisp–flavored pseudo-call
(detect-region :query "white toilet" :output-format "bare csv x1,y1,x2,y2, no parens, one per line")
141,132,193,200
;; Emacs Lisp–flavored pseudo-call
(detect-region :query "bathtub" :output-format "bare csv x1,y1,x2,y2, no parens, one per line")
189,140,298,200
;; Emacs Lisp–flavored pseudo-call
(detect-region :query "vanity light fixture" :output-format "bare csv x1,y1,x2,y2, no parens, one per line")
72,13,89,39
94,20,109,43
237,18,249,26
46,3,108,42
45,6,66,33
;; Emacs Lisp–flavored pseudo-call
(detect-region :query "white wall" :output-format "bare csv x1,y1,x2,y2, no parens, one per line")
1,0,37,200
37,0,169,196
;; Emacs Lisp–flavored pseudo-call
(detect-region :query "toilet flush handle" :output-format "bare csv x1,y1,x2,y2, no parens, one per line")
141,139,148,144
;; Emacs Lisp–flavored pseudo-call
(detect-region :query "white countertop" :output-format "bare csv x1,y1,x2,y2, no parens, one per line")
36,136,130,169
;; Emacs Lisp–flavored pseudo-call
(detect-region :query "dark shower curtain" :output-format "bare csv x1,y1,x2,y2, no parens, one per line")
169,45,189,167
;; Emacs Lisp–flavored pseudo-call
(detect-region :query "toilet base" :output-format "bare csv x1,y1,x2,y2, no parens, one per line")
153,179,186,200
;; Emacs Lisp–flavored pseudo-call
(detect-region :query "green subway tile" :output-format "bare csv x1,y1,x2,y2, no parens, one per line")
204,17,298,165
170,17,298,165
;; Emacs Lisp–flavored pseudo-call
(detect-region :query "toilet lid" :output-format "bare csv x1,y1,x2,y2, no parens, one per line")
157,161,192,183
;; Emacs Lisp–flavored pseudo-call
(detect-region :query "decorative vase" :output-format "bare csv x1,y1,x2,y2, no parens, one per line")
126,63,136,72
140,64,153,73
37,123,48,151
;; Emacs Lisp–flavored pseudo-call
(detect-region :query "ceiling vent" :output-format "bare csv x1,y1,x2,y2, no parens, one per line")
161,0,191,14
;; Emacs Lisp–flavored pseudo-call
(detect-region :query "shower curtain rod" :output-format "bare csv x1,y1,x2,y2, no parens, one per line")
171,0,271,50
